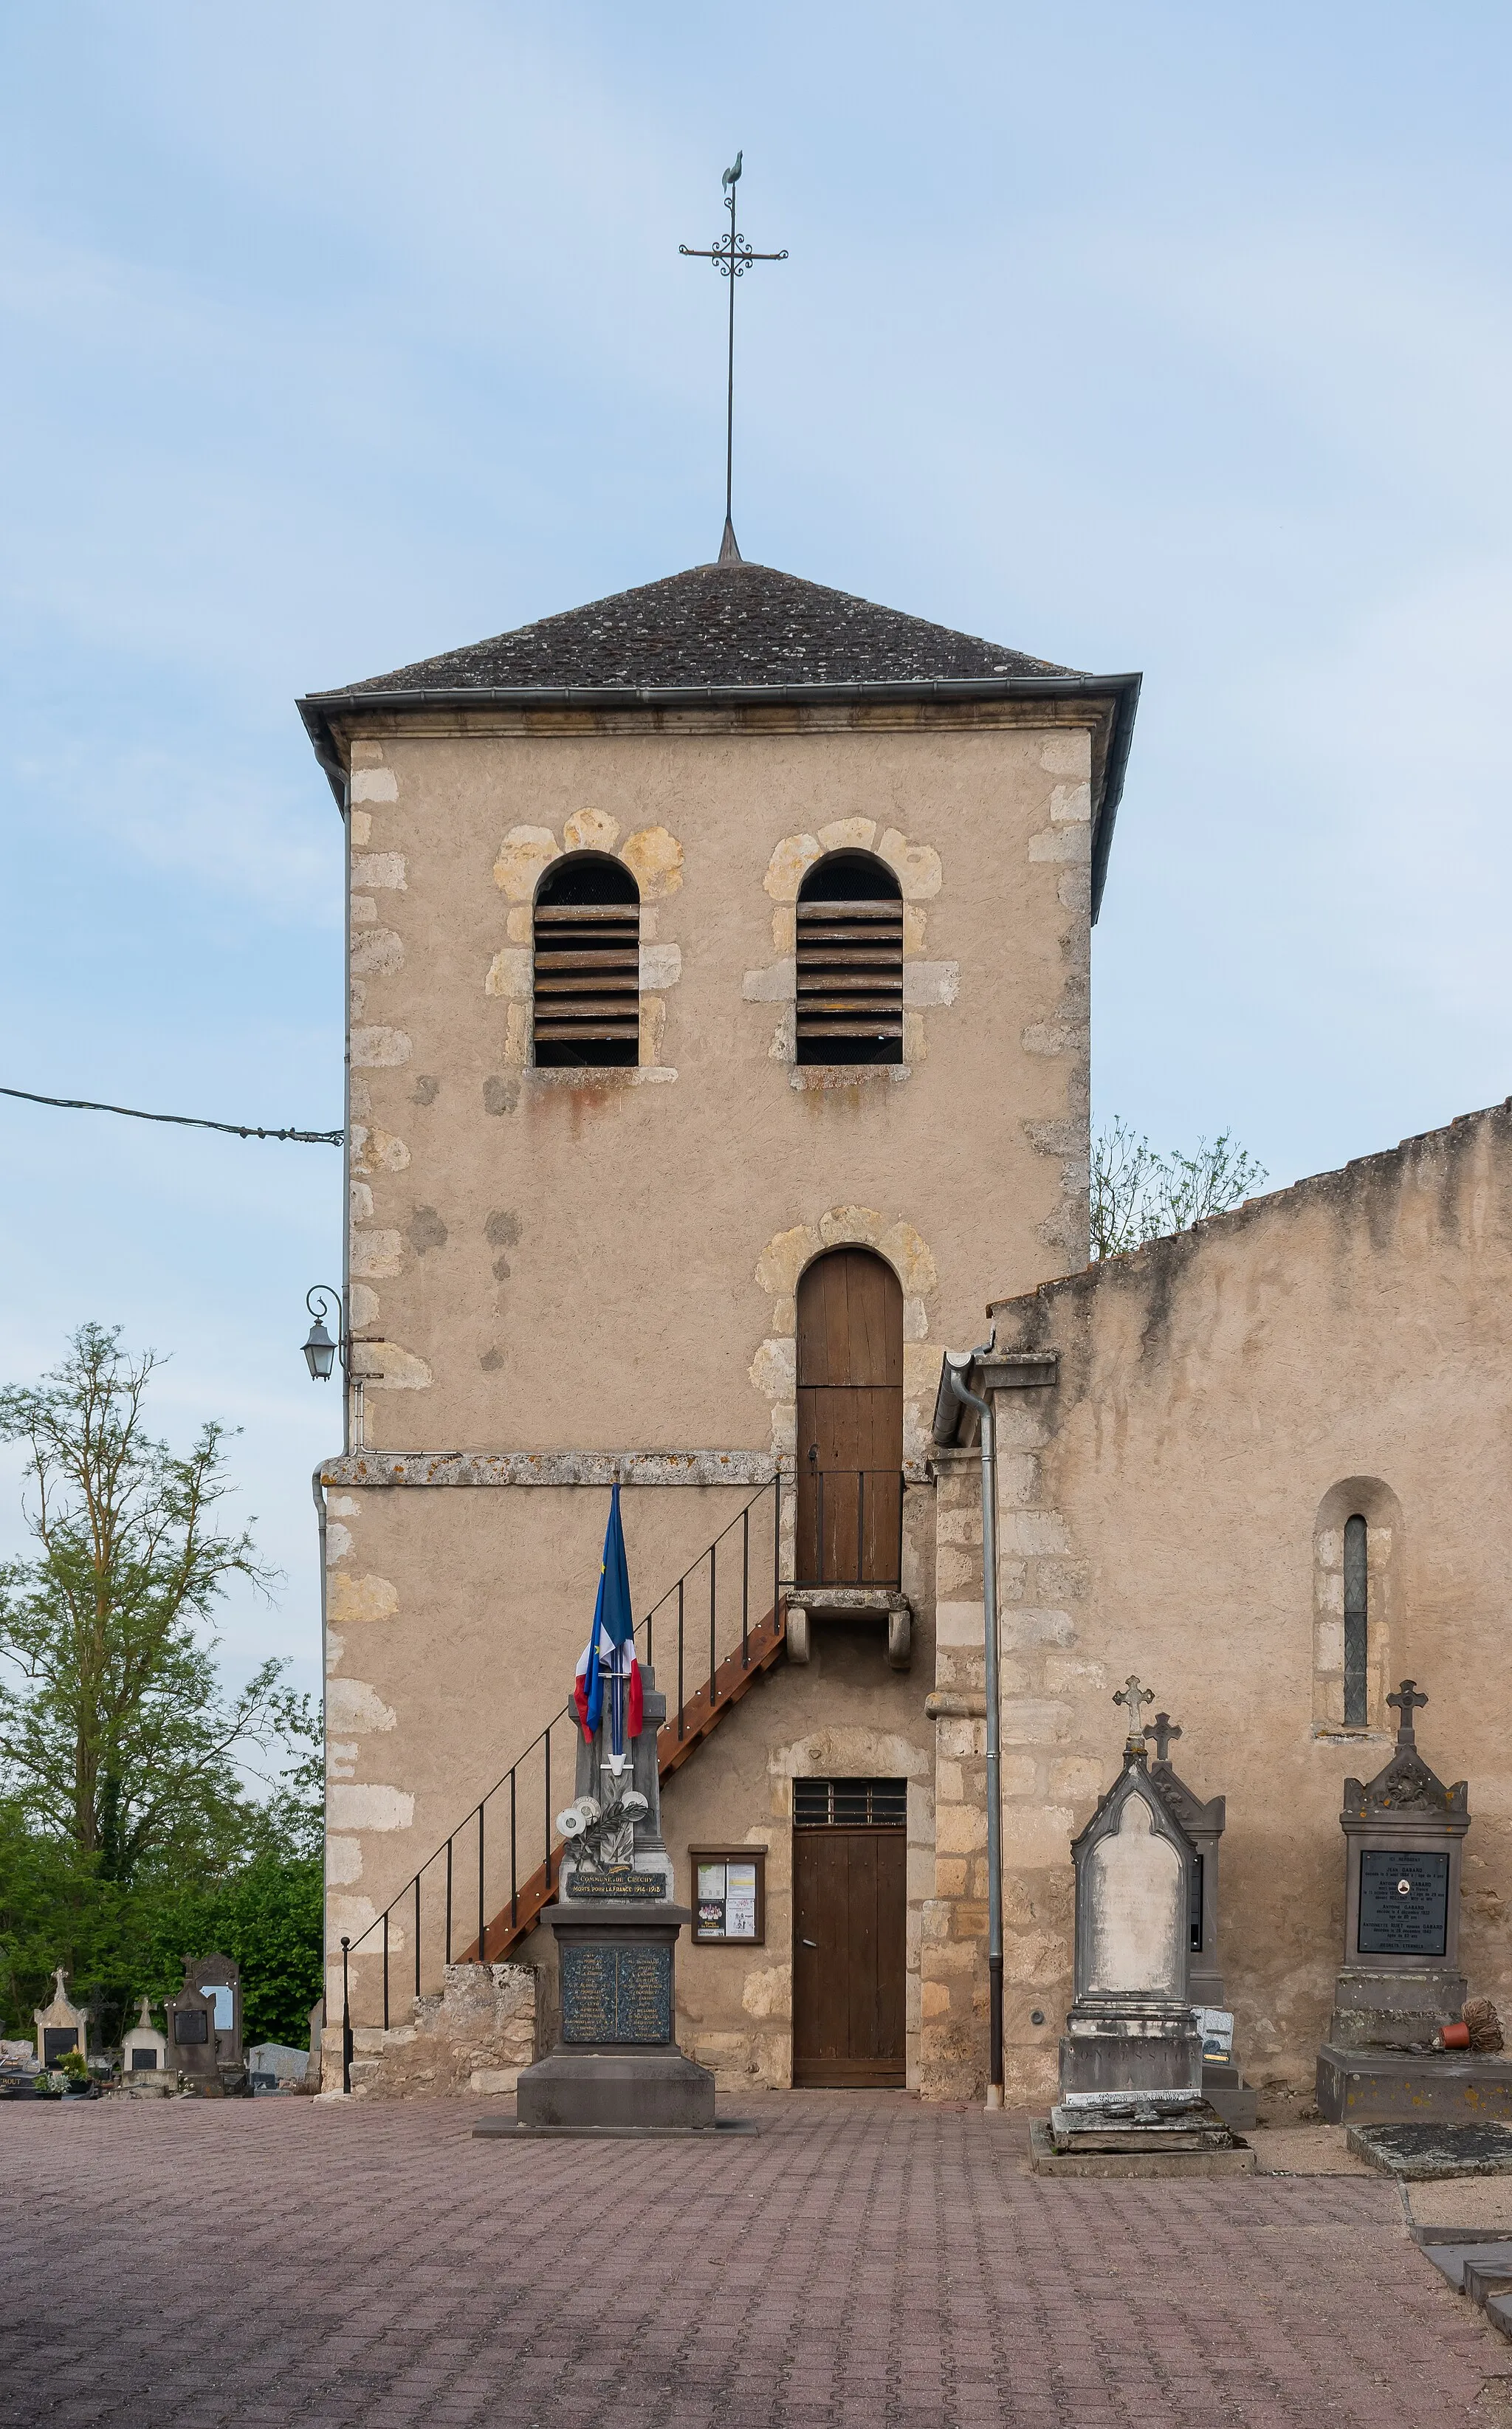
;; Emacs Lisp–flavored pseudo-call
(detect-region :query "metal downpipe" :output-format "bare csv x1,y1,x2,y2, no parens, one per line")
948,1352,1003,2109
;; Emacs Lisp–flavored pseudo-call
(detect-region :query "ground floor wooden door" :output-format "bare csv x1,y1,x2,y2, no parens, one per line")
792,1820,907,2087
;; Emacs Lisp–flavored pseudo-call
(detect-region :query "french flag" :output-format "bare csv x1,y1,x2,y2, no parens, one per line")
572,1484,642,1752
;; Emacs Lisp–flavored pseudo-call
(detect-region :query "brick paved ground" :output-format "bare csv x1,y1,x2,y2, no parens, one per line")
2,2093,1510,2428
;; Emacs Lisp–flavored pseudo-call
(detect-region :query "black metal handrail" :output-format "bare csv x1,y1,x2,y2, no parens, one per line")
791,1466,904,1588
336,1474,781,2080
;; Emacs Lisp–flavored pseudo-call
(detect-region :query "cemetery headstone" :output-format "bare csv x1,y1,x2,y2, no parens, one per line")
513,1657,717,2132
182,1954,244,2067
163,1976,223,2095
32,1968,88,2067
1144,1706,1257,2131
1043,1677,1243,2161
121,1996,171,2089
1316,1680,1512,2122
247,2041,309,2090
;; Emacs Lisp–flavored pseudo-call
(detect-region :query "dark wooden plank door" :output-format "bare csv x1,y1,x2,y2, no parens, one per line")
796,1248,903,1585
792,1828,907,2086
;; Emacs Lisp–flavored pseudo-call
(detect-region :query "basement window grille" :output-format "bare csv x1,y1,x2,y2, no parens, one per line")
532,854,641,1068
795,851,904,1067
794,1777,908,1830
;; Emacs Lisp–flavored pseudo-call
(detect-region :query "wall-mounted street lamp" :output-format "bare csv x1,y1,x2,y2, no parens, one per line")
301,1285,347,1382
301,1284,365,1449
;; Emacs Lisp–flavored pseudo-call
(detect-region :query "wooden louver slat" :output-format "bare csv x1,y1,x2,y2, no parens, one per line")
532,904,640,1062
795,900,904,1059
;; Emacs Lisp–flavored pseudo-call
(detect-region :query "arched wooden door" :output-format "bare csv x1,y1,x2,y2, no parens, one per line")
795,1248,904,1586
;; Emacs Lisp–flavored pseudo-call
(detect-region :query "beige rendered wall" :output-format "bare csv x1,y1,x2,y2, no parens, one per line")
959,1100,1512,2103
320,701,1098,2060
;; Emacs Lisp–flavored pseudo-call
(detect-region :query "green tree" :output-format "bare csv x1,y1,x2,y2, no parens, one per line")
0,1325,323,2044
0,1324,286,1884
1090,1121,1268,1260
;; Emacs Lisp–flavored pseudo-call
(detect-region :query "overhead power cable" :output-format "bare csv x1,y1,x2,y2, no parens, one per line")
1,1085,343,1146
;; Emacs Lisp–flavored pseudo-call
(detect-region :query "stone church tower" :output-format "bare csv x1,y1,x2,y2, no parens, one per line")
299,552,1138,2096
302,548,1512,2106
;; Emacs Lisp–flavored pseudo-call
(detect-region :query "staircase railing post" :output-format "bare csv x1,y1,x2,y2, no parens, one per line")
773,1471,781,1609
414,1874,422,2000
510,1771,518,1928
741,1507,749,1666
709,1542,718,1705
477,1803,485,1966
340,1936,352,2095
858,1466,865,1584
677,1578,685,1738
382,1909,389,2032
445,1838,453,1967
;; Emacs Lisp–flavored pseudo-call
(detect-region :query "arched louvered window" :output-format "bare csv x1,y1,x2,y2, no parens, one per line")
532,854,640,1068
795,851,904,1066
1343,1514,1368,1728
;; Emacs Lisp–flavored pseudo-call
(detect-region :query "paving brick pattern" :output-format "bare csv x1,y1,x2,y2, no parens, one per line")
1,2093,1508,2428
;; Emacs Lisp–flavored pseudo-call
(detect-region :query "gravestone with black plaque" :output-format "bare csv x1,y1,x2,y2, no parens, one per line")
32,1967,88,2068
1316,1680,1512,2123
514,1660,717,2132
121,1995,171,2091
164,1978,221,2092
163,1954,247,2093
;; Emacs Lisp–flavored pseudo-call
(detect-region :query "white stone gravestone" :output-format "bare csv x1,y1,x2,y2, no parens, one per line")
1048,1677,1241,2157
121,1996,171,2089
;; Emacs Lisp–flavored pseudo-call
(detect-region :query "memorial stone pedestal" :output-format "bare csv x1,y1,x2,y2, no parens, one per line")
1316,1680,1512,2123
1035,1677,1246,2173
512,1664,718,2135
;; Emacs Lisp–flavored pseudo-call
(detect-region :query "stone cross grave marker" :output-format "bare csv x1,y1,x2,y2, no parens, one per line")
1113,1674,1154,1748
1144,1711,1182,1765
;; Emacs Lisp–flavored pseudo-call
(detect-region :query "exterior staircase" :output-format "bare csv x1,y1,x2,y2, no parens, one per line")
338,1479,787,2030
458,1599,787,1962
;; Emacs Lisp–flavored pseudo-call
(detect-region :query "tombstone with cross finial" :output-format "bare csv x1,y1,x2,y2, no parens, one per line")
32,1967,88,2069
1054,1676,1214,2128
1315,1678,1474,2121
1143,1708,1228,2016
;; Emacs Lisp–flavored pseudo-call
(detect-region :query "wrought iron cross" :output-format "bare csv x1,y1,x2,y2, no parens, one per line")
1144,1711,1182,1765
1388,1678,1429,1743
679,151,788,562
1113,1674,1154,1750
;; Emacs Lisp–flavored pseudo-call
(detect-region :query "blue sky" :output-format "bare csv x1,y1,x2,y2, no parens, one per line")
2,1,1508,1706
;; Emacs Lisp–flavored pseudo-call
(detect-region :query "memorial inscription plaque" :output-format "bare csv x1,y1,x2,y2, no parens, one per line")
560,1942,673,2044
174,2009,210,2044
1358,1849,1450,1956
563,1868,667,1905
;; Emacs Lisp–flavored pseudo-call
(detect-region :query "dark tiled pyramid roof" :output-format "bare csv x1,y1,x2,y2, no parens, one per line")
318,561,1082,696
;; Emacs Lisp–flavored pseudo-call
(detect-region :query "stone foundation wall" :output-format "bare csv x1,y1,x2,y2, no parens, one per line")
331,1962,538,2098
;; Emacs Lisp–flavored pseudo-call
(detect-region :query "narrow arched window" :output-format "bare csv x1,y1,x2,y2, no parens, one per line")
532,855,640,1068
795,852,904,1066
1343,1514,1368,1727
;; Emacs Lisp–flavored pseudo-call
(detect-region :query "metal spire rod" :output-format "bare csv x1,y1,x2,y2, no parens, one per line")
679,152,787,558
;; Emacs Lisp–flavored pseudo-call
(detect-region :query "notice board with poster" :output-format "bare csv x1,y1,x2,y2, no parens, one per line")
691,1849,766,1945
